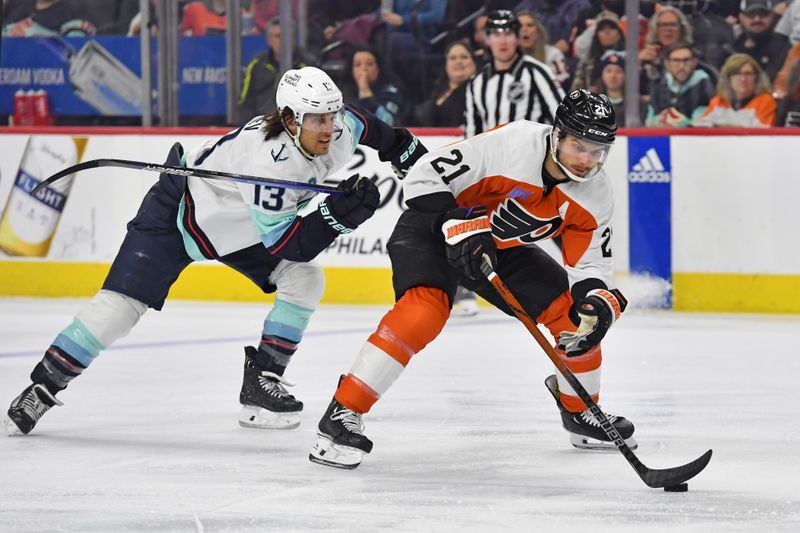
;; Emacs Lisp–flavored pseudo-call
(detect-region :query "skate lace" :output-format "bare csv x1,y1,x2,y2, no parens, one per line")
20,388,53,421
330,406,365,435
580,409,618,428
258,372,295,399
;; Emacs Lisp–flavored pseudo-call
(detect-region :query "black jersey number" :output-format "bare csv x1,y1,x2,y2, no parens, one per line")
601,227,612,258
254,185,285,210
430,149,470,184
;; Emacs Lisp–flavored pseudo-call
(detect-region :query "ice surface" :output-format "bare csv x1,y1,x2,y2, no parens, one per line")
1,298,799,532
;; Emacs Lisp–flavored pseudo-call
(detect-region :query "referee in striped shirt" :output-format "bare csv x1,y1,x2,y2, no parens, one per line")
465,10,565,138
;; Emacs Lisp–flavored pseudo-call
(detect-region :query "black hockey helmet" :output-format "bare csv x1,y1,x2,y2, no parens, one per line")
484,9,520,36
555,89,618,145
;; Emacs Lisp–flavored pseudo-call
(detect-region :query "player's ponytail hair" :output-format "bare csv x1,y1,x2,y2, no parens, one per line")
262,107,295,141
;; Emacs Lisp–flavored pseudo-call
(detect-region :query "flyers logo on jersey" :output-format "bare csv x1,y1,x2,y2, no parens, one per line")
491,198,563,244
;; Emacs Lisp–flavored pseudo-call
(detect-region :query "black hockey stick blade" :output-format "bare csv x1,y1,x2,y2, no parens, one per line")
479,255,713,489
31,158,344,196
640,449,713,488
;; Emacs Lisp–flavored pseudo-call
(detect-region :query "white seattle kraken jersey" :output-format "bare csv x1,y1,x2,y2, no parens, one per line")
403,120,616,290
178,111,363,259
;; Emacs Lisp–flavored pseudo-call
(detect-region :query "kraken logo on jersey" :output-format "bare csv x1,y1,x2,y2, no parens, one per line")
491,198,563,244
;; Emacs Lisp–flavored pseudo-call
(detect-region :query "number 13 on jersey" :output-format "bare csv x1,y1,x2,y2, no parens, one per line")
253,185,285,210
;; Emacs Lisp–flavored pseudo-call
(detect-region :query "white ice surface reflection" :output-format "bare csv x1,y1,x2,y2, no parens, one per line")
1,298,798,532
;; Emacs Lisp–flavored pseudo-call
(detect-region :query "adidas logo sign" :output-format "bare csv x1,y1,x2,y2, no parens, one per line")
628,148,671,183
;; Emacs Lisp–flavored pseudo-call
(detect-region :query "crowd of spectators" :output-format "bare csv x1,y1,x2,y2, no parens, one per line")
3,0,800,127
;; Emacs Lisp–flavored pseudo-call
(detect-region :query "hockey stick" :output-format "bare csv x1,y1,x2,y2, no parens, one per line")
30,158,344,196
479,256,712,489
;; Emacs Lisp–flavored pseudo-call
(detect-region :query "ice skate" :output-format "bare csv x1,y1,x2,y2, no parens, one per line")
239,346,302,430
544,374,637,451
5,383,63,436
451,286,478,317
309,396,373,469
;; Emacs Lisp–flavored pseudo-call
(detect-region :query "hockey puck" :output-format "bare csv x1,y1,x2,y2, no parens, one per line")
664,483,688,492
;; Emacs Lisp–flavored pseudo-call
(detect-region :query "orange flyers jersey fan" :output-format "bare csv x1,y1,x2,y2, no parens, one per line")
403,120,615,289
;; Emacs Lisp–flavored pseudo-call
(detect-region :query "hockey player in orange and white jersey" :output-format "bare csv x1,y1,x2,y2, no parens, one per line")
309,89,635,469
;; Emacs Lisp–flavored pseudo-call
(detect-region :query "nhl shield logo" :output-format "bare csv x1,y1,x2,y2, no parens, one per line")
507,81,526,103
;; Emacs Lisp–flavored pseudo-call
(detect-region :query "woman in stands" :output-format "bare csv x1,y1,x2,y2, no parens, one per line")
412,40,476,127
694,53,777,127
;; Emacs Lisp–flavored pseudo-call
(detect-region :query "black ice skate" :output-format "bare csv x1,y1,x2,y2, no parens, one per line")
544,374,637,451
239,346,303,430
4,383,63,436
309,396,373,469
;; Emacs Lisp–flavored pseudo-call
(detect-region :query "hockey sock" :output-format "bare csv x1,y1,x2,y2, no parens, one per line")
30,290,147,395
31,346,88,395
537,290,602,413
555,344,602,412
259,298,314,376
336,286,450,413
256,335,298,375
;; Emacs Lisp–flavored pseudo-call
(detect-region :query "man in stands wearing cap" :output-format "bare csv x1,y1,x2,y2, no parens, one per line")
734,0,790,82
645,42,715,127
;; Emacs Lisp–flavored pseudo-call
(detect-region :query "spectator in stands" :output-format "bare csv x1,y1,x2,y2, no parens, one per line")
734,0,791,82
517,10,569,87
343,46,408,126
180,0,227,36
238,18,312,124
694,53,777,127
646,42,715,127
672,0,735,70
640,6,694,92
775,0,800,45
3,0,96,36
571,11,624,91
774,42,800,98
573,1,652,61
595,50,626,126
412,40,476,127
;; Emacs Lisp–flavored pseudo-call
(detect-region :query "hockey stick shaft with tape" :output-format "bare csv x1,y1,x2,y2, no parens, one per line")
31,158,344,196
479,255,712,489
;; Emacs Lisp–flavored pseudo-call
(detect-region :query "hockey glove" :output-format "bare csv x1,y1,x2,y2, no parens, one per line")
441,206,497,280
384,129,427,179
318,174,380,233
558,288,628,354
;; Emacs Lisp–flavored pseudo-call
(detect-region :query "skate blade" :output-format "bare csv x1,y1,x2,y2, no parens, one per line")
238,405,301,430
308,434,365,469
2,417,24,437
569,432,638,451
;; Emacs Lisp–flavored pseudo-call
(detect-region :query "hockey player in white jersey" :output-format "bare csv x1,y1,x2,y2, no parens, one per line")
4,66,426,436
309,89,634,469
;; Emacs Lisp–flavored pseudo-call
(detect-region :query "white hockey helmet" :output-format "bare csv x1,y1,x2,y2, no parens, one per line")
276,66,343,126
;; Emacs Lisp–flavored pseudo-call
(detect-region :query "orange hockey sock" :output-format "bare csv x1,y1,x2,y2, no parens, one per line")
335,286,451,413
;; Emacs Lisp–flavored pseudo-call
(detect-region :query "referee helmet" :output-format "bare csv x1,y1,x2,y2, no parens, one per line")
484,10,520,36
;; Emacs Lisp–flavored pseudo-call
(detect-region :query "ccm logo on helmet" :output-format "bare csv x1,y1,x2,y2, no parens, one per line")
587,128,610,137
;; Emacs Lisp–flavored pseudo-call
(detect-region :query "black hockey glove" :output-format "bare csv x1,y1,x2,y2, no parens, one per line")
441,206,497,280
558,288,628,354
318,174,380,233
383,129,427,179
